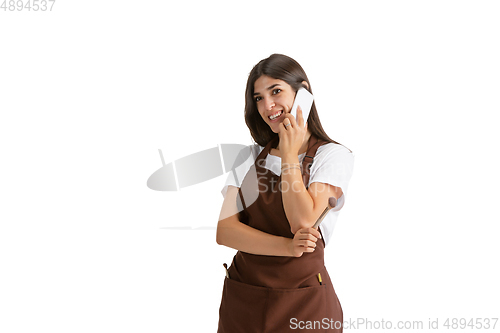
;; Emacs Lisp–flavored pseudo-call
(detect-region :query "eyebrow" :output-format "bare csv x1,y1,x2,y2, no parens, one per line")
253,83,281,96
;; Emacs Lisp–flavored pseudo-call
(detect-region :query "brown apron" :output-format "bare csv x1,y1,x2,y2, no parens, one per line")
218,135,343,333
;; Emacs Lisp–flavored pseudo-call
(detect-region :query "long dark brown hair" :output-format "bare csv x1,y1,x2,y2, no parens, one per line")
244,54,346,150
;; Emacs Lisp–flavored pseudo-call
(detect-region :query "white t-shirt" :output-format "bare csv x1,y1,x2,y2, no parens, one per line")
221,142,355,246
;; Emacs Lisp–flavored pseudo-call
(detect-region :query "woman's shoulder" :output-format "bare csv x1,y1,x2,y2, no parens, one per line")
252,143,265,154
310,142,355,172
230,142,262,163
244,142,265,161
317,142,354,158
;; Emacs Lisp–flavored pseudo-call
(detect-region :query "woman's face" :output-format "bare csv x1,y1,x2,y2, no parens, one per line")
253,75,296,134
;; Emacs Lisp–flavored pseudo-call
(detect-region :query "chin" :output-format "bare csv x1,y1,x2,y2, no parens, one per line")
270,125,281,134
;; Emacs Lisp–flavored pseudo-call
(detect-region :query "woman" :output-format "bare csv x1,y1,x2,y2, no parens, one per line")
216,54,354,332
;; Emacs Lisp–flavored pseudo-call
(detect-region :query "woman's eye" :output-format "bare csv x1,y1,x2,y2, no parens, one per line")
273,89,281,95
255,96,262,102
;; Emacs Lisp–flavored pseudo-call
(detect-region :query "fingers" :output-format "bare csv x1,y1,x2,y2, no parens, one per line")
292,241,315,257
292,227,322,257
296,232,318,244
280,117,294,134
298,227,322,240
296,106,304,128
298,239,317,248
281,108,306,131
287,111,298,127
281,118,291,131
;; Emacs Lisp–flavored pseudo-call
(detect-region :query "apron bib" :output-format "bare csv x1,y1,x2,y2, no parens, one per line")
218,136,343,333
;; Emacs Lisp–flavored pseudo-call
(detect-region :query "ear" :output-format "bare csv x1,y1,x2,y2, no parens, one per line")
301,80,310,90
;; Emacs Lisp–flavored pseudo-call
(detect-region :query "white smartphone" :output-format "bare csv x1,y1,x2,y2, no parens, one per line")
290,88,314,127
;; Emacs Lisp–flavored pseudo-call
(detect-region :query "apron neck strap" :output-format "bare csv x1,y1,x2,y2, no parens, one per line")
301,135,325,187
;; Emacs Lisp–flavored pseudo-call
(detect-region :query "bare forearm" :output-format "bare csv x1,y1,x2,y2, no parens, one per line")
216,215,292,256
281,154,316,233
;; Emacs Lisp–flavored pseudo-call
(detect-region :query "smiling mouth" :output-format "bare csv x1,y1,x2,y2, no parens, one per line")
268,110,283,121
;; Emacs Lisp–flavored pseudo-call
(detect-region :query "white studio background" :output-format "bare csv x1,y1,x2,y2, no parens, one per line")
1,1,499,332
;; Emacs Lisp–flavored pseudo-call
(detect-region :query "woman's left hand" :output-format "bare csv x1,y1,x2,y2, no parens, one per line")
279,106,308,156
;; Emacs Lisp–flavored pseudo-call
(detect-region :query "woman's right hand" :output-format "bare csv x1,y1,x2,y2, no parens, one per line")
288,227,322,257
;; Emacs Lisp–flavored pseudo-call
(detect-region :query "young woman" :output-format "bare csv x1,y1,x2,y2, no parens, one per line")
216,54,354,332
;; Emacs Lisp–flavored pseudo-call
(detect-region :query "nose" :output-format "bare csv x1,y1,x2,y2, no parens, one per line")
263,97,275,111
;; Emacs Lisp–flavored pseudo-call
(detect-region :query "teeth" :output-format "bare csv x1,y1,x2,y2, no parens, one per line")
269,110,282,120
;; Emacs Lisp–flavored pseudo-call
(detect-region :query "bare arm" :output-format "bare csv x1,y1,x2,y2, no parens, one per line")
280,157,343,234
216,186,320,257
278,107,343,234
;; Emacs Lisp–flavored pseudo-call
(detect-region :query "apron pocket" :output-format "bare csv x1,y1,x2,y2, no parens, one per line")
218,276,330,333
265,284,328,332
218,277,268,333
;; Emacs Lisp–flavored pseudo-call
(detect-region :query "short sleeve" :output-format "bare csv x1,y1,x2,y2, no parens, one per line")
308,143,355,195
